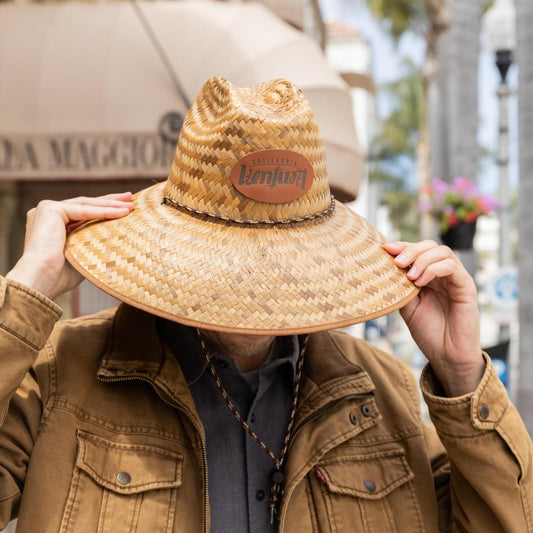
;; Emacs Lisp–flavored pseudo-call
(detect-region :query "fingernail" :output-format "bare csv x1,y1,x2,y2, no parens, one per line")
395,253,407,265
408,265,418,277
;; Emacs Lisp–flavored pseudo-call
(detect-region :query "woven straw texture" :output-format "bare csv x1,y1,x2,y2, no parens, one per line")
164,77,331,222
65,77,418,334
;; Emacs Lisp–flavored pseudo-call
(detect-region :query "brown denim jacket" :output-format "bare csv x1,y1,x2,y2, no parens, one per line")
0,277,531,532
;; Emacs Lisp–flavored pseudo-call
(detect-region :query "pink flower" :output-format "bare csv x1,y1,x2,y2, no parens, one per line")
420,176,498,233
479,196,499,213
452,177,477,193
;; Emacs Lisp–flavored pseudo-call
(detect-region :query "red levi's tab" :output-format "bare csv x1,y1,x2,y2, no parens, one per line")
314,467,326,484
230,149,314,204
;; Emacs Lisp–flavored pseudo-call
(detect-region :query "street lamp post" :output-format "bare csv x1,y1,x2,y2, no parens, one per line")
484,0,517,388
485,0,516,269
496,60,512,269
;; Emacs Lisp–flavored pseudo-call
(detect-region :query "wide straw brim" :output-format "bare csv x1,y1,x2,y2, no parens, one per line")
65,183,419,334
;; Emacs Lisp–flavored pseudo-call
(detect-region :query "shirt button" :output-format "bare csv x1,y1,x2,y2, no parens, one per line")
363,480,376,493
250,413,256,423
117,471,132,485
361,404,372,417
216,359,229,369
256,489,265,501
349,412,357,425
479,404,490,420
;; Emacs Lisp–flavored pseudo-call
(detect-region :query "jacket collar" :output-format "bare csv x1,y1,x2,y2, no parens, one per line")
156,319,207,384
97,304,376,417
96,304,195,414
297,331,375,423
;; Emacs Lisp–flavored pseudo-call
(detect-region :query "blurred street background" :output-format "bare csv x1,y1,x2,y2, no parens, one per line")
0,0,530,447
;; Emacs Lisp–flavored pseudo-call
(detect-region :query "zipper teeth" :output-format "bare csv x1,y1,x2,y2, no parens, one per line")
98,375,209,533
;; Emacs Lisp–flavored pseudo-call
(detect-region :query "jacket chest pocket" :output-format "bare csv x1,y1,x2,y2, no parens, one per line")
60,431,183,533
308,450,425,533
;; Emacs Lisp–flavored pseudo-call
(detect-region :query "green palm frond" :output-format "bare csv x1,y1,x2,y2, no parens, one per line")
365,0,427,39
370,58,425,161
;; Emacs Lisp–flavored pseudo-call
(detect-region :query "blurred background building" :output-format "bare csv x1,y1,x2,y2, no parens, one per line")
0,0,530,441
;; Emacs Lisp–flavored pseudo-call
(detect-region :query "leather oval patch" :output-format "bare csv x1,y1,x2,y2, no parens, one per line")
230,149,314,204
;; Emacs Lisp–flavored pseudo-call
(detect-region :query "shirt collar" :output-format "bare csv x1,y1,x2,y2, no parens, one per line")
260,335,299,380
157,320,207,384
157,319,299,385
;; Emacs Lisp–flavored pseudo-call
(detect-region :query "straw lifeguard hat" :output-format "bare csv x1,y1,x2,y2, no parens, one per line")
65,77,418,334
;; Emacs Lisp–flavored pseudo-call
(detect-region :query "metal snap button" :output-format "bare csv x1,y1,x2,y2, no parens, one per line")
256,489,265,501
361,404,372,417
363,480,376,493
117,471,132,485
349,412,357,425
479,404,490,420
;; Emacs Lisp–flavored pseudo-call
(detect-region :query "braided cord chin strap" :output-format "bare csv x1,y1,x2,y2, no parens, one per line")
196,330,309,524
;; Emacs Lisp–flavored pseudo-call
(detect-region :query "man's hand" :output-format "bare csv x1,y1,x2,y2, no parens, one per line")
384,240,484,397
6,193,134,301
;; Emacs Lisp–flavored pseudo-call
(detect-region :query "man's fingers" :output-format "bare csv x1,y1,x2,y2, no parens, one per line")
59,202,133,224
23,194,134,248
407,256,458,287
63,192,133,206
384,240,470,288
62,193,135,220
384,240,442,268
31,194,134,224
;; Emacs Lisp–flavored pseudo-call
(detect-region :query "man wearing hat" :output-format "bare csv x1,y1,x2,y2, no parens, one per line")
1,78,531,532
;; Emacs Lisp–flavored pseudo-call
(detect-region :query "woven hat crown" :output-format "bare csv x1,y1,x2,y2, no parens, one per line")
163,77,332,223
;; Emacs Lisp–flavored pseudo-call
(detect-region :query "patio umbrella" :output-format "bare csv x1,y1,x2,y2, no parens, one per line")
0,1,364,200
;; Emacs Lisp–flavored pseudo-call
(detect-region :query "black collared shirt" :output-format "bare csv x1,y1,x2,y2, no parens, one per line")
158,321,299,533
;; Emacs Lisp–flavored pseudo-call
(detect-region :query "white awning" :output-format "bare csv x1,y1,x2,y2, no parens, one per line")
0,1,364,200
